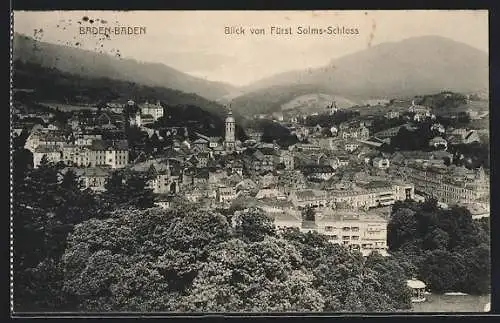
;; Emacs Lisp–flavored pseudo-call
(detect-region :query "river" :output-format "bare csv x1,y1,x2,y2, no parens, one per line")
411,293,491,312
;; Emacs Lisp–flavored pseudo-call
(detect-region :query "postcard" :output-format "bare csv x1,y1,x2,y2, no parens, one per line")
10,10,490,316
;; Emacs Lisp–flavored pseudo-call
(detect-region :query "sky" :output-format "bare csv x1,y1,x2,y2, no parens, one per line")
13,10,488,86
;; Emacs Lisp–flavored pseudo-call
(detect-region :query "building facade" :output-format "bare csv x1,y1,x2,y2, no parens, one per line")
390,161,489,205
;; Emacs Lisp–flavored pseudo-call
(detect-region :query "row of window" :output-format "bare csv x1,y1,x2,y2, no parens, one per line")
324,226,360,232
327,235,360,240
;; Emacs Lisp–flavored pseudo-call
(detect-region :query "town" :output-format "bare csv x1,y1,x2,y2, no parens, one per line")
11,10,491,313
12,92,490,259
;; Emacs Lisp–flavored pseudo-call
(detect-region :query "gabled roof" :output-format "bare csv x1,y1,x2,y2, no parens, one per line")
300,165,335,174
34,145,61,153
253,150,265,160
193,138,209,144
73,167,111,178
90,139,129,151
429,136,447,143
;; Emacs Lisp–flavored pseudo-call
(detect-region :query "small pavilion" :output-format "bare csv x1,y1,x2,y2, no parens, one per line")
406,278,427,303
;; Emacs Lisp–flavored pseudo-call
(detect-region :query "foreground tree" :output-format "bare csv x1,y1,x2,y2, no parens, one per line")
101,170,155,211
281,229,412,312
177,238,324,312
13,161,98,311
233,207,276,243
62,205,232,311
387,200,491,295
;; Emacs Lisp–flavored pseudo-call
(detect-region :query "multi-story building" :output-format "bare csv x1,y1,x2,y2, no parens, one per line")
74,133,103,146
293,143,322,152
408,102,431,115
105,102,125,114
70,167,111,192
139,100,164,120
256,188,287,200
86,140,129,169
288,181,414,209
345,142,360,153
33,145,62,167
38,139,129,169
248,150,276,173
314,211,388,256
390,160,489,205
131,159,181,194
385,111,400,119
216,186,238,203
339,124,370,140
299,165,335,181
25,130,68,152
238,207,388,257
279,150,295,170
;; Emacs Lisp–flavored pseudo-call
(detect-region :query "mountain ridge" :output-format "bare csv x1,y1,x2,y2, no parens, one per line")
12,33,237,101
230,35,488,116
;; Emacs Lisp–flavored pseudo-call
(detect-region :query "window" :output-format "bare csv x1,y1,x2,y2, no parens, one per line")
342,227,350,231
342,236,350,240
325,226,333,232
351,236,359,240
331,235,338,240
351,227,359,232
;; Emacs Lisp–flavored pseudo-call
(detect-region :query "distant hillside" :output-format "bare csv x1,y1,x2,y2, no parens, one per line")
12,60,247,139
13,33,237,101
281,93,357,113
231,84,351,116
234,36,488,115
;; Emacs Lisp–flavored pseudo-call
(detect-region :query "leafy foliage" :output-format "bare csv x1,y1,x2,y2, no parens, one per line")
13,161,99,311
101,170,155,211
303,110,361,128
387,200,490,294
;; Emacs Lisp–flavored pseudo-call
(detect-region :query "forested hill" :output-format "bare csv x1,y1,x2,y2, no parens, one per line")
13,60,250,139
13,33,236,101
13,60,230,118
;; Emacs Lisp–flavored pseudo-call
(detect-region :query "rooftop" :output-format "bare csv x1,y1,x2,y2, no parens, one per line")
90,139,128,151
407,279,426,289
34,145,61,153
72,167,111,177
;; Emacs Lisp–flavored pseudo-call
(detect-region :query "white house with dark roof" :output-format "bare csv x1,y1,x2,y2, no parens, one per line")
33,145,63,168
372,157,390,170
429,136,448,150
315,210,389,256
69,167,111,192
139,100,164,120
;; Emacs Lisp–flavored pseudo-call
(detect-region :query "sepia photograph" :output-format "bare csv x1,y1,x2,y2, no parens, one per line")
10,10,490,315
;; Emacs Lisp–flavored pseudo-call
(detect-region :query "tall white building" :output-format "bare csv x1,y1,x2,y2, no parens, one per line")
224,106,236,151
139,100,164,121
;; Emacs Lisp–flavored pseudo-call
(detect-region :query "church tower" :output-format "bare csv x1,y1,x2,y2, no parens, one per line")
224,105,236,151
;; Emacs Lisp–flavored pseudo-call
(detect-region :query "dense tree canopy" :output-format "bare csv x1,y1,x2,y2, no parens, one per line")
14,161,488,313
259,120,298,148
13,159,99,311
101,170,155,211
56,205,415,312
387,200,490,295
